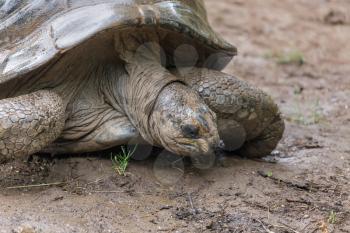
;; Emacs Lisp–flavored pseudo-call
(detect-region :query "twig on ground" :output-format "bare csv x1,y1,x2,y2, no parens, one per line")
89,190,125,193
255,218,301,233
86,176,108,185
6,182,65,189
187,193,196,213
89,190,147,194
257,170,322,192
256,219,275,233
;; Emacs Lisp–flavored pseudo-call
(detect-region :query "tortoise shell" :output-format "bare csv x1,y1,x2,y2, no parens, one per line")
0,0,237,86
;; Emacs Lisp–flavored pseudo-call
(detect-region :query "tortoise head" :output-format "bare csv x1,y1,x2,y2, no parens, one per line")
150,82,220,157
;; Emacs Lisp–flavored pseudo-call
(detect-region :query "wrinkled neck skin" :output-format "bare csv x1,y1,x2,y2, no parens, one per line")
113,30,178,146
114,60,181,146
113,30,220,155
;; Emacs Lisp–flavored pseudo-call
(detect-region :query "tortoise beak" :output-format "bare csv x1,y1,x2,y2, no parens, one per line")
197,139,210,154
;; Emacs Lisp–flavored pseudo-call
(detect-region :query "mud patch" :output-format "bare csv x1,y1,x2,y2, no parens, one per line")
1,0,350,232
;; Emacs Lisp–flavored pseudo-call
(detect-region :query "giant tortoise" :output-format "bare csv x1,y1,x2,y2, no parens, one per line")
0,0,284,161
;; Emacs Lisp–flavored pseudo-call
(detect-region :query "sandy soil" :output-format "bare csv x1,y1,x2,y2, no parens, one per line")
1,0,350,232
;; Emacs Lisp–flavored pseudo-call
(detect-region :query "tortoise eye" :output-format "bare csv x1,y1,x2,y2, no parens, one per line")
181,124,199,138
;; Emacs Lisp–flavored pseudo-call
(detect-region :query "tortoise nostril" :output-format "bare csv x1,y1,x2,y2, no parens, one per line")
218,140,225,150
181,124,199,138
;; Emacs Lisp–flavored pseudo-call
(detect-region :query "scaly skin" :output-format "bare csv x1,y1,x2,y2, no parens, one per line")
115,30,220,156
0,90,65,159
175,68,285,158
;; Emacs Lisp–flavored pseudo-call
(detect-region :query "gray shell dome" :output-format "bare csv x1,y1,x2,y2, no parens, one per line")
0,0,237,85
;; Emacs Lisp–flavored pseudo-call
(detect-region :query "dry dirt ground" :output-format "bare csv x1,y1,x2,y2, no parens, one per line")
1,0,350,232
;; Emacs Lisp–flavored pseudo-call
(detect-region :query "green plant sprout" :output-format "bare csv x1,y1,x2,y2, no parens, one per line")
267,171,273,177
111,145,138,176
264,50,305,66
328,210,336,224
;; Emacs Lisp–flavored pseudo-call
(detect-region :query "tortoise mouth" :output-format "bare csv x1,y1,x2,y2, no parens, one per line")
171,137,217,157
174,138,198,151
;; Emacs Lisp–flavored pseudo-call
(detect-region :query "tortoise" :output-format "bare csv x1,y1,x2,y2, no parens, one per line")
0,0,284,161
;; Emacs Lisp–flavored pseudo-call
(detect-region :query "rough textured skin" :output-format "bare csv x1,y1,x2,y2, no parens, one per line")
116,31,220,156
0,90,65,159
44,63,139,154
150,82,220,156
115,34,180,145
176,68,285,157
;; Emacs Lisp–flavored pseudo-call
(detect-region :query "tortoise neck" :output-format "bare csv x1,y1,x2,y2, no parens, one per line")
113,32,183,145
116,61,181,145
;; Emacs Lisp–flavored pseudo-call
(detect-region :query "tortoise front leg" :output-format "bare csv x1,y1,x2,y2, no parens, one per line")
175,68,285,158
0,90,65,159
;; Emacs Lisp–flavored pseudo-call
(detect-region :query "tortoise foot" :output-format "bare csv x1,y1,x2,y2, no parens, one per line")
0,90,65,159
175,67,285,158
